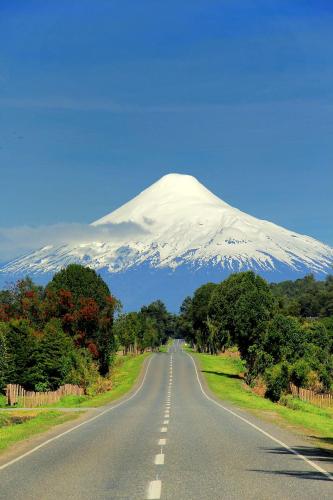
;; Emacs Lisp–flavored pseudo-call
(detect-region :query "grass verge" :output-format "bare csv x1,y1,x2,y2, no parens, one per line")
193,351,333,449
159,338,173,353
0,410,80,454
47,352,151,408
0,354,150,454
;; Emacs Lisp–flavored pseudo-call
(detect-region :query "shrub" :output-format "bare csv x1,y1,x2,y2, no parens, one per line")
85,375,113,397
290,359,311,388
265,362,290,402
279,394,303,410
63,348,100,392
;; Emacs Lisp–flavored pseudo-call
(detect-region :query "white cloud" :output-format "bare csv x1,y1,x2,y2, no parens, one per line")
0,222,147,262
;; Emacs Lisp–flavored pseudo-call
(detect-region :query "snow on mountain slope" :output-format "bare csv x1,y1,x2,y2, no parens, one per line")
1,173,332,277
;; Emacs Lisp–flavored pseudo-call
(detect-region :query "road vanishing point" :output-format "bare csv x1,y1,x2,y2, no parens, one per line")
0,340,332,499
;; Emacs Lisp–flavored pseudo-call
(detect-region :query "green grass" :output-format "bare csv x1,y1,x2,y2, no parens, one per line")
0,353,149,454
0,394,7,408
159,338,173,353
193,351,333,446
47,352,151,408
0,410,80,453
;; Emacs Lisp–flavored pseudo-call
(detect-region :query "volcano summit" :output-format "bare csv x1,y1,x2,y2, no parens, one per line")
1,174,332,309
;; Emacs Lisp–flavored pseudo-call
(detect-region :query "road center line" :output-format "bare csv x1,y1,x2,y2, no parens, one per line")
186,352,333,481
146,480,162,499
154,453,165,465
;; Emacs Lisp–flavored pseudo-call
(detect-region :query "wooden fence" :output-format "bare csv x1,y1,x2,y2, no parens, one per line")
290,383,333,408
6,384,84,408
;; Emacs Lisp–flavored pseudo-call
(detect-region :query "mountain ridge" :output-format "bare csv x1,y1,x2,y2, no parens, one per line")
0,173,332,309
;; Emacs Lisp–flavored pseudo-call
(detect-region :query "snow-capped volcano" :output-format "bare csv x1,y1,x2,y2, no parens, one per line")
1,173,332,308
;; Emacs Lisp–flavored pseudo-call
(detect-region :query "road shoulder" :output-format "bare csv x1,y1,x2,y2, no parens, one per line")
0,353,153,466
187,351,333,476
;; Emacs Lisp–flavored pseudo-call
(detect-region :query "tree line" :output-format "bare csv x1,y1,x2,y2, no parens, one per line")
0,264,171,395
1,264,332,404
113,301,176,355
177,272,333,401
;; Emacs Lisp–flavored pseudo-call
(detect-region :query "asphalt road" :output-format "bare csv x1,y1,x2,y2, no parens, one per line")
0,340,332,499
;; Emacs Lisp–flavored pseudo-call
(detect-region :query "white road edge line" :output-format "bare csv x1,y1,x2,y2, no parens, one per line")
146,479,162,499
186,352,333,481
0,355,155,472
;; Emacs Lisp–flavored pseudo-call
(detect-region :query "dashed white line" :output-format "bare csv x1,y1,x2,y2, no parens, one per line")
146,480,162,499
163,420,169,425
158,438,166,445
160,427,168,433
154,453,165,465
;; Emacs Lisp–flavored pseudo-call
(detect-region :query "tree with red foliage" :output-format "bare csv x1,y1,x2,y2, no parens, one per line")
45,265,119,374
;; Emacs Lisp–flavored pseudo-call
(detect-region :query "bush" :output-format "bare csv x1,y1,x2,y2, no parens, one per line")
85,375,113,397
265,362,290,402
290,359,311,388
63,349,100,392
279,394,303,410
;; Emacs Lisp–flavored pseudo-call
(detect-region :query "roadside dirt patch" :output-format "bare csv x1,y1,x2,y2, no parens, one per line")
0,413,34,427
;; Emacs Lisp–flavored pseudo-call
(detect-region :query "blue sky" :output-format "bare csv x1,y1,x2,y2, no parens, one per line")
0,0,332,259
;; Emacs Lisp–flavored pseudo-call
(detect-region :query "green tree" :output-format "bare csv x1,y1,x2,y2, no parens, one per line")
46,264,111,308
46,265,118,375
0,323,9,392
5,319,37,388
263,314,306,364
191,282,217,352
265,362,290,402
113,312,141,354
140,300,172,345
209,272,275,380
177,296,195,345
28,319,75,390
290,359,311,388
142,316,159,351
